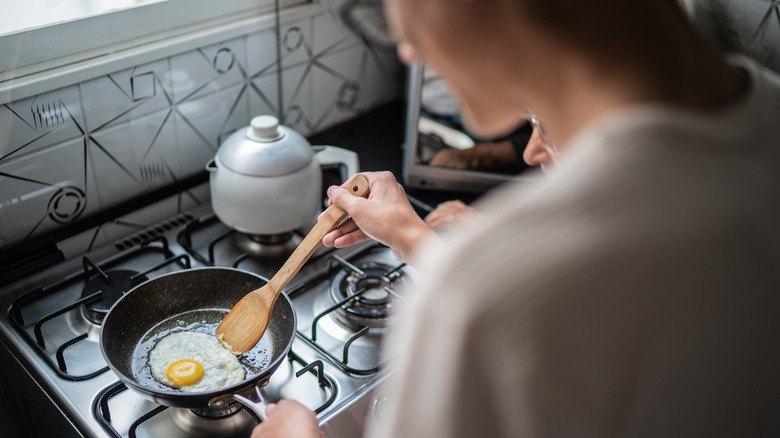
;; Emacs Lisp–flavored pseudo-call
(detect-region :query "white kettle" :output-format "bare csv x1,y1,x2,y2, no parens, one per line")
206,115,359,235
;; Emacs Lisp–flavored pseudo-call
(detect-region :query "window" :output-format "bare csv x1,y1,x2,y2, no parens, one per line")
0,0,314,100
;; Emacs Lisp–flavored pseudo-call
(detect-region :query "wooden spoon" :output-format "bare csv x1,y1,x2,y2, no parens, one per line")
216,174,370,354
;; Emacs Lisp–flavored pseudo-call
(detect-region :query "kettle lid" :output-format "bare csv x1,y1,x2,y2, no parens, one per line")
216,115,314,176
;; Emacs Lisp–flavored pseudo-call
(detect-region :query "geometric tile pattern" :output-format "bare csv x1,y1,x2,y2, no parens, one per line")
1,0,773,252
0,0,402,252
724,0,780,71
750,0,780,42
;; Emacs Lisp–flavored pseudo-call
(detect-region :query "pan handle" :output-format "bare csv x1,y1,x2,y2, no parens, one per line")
233,386,269,422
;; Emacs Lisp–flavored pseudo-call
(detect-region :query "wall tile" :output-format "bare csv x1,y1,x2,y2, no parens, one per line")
310,43,400,132
177,82,251,172
249,72,281,120
169,37,248,103
280,63,313,136
0,137,99,249
246,28,283,120
88,108,179,209
357,46,403,109
246,28,281,79
724,0,780,70
81,59,172,132
0,8,401,250
0,85,84,161
312,8,361,56
97,181,207,242
280,18,313,69
57,182,209,257
310,46,364,131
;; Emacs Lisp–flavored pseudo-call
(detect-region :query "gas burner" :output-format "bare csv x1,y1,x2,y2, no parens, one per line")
246,232,294,245
188,401,244,418
329,261,408,329
233,232,301,258
80,269,148,325
170,405,255,437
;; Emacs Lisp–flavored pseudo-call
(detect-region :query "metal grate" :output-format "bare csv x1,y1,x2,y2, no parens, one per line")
8,237,189,381
93,350,338,438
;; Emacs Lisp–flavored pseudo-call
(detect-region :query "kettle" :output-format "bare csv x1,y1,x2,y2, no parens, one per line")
206,115,359,235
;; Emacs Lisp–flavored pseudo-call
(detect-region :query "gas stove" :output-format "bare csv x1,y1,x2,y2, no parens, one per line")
0,178,422,438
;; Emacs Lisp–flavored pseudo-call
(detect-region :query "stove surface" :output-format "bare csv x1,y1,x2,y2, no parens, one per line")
0,181,419,438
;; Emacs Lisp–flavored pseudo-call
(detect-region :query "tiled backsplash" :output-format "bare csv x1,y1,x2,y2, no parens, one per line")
0,0,402,252
2,0,777,254
718,0,780,71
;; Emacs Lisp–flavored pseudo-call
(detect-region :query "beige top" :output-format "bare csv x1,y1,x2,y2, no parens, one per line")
370,57,780,438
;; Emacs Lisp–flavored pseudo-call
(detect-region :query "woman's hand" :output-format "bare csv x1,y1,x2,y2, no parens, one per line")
429,141,517,172
425,200,482,231
250,400,324,438
321,171,436,264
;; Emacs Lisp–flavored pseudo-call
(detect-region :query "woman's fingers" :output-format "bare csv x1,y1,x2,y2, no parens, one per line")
323,219,368,247
425,200,481,231
322,171,437,264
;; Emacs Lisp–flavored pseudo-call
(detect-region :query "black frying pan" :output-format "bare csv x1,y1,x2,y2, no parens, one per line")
100,267,296,408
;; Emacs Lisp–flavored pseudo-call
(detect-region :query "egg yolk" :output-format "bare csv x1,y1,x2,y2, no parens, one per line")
166,359,205,387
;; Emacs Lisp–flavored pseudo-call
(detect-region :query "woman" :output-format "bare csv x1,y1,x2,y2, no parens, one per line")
254,0,780,437
423,0,766,232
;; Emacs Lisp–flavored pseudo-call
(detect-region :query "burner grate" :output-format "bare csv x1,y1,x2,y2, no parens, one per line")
290,243,411,376
177,213,337,278
93,350,337,438
328,256,408,329
8,237,189,381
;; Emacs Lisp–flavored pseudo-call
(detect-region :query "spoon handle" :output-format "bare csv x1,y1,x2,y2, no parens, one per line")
264,174,370,293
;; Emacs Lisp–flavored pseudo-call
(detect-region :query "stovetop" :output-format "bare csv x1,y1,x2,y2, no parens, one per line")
0,181,420,438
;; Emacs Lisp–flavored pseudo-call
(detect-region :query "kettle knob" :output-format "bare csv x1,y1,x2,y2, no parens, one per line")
247,115,283,142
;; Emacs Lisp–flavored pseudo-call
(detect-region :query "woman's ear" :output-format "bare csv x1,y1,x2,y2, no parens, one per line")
522,127,557,167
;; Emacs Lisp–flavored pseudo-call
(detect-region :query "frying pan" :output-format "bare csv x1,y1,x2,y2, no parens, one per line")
100,267,296,408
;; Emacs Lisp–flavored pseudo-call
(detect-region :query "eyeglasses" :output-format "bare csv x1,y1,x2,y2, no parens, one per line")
339,0,396,48
528,114,560,159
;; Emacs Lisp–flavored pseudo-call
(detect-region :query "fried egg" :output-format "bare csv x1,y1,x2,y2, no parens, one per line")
148,331,245,393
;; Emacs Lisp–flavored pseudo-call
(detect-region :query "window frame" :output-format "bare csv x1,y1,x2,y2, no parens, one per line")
0,0,321,102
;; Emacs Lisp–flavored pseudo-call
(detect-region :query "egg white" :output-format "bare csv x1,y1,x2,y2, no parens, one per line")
149,331,245,393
